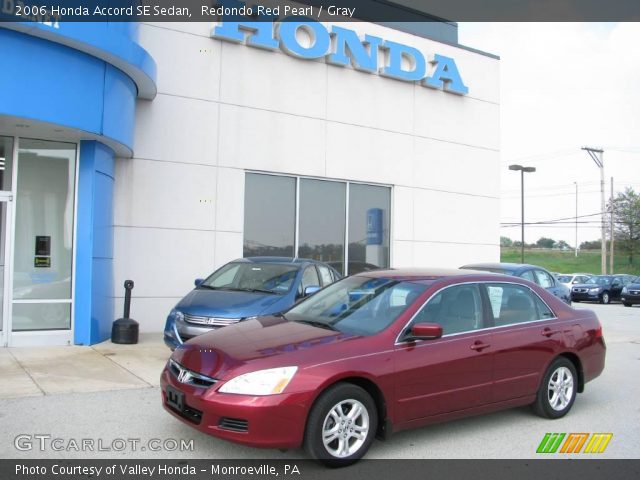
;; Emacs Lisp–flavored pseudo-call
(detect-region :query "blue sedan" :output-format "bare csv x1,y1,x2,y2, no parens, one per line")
460,262,572,305
163,257,341,349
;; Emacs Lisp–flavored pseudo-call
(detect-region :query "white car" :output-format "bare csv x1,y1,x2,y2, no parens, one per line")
556,273,592,289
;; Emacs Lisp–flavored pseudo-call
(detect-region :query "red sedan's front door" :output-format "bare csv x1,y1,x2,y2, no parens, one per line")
393,283,494,423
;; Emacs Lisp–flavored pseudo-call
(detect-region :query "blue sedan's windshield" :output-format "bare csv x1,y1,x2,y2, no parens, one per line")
201,263,299,294
585,276,611,286
286,276,428,336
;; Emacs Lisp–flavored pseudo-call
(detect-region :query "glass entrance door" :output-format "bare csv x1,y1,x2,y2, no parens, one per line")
11,139,76,344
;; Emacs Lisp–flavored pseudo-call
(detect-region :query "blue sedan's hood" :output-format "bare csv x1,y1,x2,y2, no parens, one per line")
175,289,287,318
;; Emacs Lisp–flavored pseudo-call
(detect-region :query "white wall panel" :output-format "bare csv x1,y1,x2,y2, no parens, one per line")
218,104,326,176
134,94,219,165
392,186,414,241
326,65,414,134
413,93,499,150
215,167,245,233
113,227,215,298
220,42,327,118
412,138,500,196
413,188,499,245
392,240,414,268
325,122,413,185
114,158,217,230
413,241,499,269
138,24,221,101
214,231,244,269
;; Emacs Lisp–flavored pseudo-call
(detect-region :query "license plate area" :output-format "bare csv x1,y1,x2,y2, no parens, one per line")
166,385,185,412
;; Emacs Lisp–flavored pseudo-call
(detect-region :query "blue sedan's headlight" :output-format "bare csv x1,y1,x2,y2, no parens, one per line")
589,288,600,293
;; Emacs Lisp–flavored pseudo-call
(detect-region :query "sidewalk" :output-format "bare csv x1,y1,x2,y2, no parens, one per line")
0,333,170,399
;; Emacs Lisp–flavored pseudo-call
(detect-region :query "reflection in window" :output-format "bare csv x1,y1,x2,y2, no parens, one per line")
298,179,346,274
243,174,295,257
348,183,390,275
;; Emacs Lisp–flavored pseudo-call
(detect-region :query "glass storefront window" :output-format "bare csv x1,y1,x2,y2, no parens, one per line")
12,139,76,331
298,179,346,273
348,183,391,274
243,173,391,277
243,173,296,257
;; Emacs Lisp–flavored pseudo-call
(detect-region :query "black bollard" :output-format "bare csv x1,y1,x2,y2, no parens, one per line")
111,280,139,344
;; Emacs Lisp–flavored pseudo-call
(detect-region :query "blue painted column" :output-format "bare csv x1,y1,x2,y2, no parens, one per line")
75,141,115,345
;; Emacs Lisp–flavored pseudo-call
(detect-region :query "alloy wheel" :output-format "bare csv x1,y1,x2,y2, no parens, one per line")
547,366,574,411
321,399,370,458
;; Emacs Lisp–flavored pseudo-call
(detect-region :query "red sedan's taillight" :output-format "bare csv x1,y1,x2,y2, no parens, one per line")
594,325,603,339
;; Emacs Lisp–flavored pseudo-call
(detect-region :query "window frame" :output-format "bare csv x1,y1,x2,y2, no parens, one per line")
395,281,558,345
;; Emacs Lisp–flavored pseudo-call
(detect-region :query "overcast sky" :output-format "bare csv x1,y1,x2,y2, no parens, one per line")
458,23,640,247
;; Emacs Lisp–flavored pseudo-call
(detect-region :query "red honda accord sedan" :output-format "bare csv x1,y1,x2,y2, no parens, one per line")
160,269,606,466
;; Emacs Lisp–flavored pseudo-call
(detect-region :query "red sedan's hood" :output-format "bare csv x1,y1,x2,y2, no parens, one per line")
171,316,356,379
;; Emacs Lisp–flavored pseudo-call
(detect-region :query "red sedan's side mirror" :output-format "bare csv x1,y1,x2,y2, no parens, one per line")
410,323,443,340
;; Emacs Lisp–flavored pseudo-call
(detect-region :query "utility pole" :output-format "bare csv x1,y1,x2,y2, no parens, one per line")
610,177,615,274
574,181,578,258
582,147,606,274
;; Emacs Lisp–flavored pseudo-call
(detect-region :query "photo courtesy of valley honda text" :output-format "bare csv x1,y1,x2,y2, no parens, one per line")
0,4,499,347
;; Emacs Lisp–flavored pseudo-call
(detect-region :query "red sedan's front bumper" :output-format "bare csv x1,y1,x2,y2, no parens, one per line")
160,368,313,449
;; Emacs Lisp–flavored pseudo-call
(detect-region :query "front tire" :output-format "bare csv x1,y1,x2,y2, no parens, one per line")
533,357,577,419
623,302,632,307
304,383,378,467
600,291,610,304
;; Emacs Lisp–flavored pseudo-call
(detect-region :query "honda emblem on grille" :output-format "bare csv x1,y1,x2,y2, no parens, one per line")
177,368,192,384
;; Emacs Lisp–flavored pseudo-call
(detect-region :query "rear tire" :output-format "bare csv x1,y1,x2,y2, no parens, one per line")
304,383,378,467
624,302,632,307
600,291,610,304
533,357,577,419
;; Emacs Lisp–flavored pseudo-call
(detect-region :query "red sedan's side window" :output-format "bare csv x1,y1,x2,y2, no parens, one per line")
486,283,554,327
413,284,483,335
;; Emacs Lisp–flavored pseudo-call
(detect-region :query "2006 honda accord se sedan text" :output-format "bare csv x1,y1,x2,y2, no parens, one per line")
160,269,606,466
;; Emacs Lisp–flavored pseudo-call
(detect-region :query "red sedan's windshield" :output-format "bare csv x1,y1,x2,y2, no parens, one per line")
286,276,429,336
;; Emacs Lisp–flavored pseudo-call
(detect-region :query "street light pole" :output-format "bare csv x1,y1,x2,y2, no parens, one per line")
509,164,536,264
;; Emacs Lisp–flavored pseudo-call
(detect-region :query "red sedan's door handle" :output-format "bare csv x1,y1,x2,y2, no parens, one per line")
470,341,491,351
541,327,561,337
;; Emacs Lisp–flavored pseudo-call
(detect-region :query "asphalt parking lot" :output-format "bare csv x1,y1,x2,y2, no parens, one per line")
0,303,637,460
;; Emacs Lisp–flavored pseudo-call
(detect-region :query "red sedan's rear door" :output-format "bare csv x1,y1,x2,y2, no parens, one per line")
483,282,566,402
393,283,494,423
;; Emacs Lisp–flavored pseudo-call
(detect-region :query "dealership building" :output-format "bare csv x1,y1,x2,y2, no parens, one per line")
0,8,499,347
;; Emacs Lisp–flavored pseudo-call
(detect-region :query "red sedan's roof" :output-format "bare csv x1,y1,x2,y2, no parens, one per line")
354,268,504,283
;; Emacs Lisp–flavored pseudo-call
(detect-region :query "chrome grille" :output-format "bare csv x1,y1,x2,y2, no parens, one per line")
184,314,241,327
168,359,218,388
573,288,588,293
630,290,640,296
